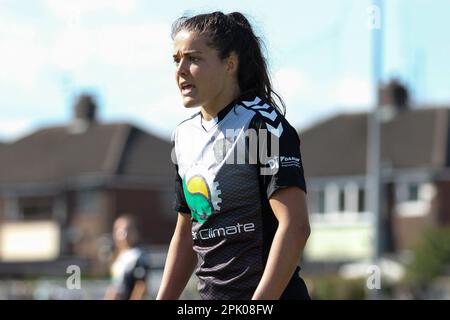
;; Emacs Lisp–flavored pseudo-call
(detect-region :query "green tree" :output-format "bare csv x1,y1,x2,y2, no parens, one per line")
406,226,450,290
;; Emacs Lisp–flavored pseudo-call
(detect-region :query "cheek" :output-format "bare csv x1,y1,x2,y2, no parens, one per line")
189,63,201,78
191,62,225,94
207,69,226,91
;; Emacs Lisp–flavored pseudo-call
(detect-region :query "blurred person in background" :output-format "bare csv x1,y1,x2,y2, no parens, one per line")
104,214,150,300
157,11,311,300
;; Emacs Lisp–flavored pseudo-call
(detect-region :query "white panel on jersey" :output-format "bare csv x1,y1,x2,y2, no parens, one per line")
258,109,277,121
267,122,284,138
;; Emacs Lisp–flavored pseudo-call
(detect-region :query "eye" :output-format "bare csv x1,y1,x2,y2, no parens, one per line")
173,57,180,65
189,56,200,63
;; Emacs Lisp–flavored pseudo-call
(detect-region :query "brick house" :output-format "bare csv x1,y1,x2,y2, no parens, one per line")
300,81,450,263
0,95,176,276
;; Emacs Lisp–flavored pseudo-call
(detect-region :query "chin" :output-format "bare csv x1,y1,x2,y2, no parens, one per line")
182,96,200,108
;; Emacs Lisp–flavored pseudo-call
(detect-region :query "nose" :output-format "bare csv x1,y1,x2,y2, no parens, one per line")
176,57,189,77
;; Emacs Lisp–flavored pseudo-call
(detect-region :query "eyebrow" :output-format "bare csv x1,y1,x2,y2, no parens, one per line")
172,50,202,58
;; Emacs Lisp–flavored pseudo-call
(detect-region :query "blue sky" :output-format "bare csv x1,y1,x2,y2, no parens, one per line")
0,0,449,142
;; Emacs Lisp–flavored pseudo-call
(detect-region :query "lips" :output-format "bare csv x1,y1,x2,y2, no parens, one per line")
180,82,195,95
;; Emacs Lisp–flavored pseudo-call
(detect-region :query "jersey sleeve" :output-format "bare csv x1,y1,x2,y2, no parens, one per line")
172,128,191,215
132,252,150,282
173,164,191,214
249,112,307,199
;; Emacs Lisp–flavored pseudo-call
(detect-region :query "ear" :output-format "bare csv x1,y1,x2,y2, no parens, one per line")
226,52,239,75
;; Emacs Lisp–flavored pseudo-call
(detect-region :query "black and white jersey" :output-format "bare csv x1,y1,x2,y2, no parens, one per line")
173,96,309,300
110,247,149,300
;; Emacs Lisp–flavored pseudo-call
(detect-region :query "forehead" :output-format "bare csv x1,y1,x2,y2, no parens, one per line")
173,30,211,53
114,218,129,229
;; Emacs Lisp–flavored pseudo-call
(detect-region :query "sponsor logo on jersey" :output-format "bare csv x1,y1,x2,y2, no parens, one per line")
192,222,255,240
280,156,301,168
182,166,222,223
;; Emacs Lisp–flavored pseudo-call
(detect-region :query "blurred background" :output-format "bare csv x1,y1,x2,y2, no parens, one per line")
0,0,449,300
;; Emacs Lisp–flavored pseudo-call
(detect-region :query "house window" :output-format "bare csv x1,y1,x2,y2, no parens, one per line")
344,183,359,212
338,189,345,212
358,188,365,212
317,190,325,214
408,184,419,202
19,197,53,220
396,182,424,203
396,182,432,217
318,190,325,214
310,183,370,222
325,184,339,213
307,190,325,214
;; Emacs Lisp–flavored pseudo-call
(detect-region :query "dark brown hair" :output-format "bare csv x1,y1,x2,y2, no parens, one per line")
172,11,285,114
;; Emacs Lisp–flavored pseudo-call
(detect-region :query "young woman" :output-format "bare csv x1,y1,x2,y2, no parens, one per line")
157,11,311,300
104,215,150,300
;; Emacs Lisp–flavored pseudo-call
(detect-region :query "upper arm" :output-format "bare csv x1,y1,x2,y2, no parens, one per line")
248,110,309,229
269,187,310,231
175,212,193,239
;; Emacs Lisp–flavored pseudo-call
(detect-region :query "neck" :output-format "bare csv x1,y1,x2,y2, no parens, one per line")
201,84,241,121
117,244,131,253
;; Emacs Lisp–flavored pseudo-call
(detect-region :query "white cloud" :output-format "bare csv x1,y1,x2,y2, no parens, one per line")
272,67,338,129
0,19,48,88
0,3,175,140
51,28,91,70
0,118,35,142
121,92,197,139
51,23,171,71
334,75,372,108
93,24,171,68
269,68,372,130
112,0,138,15
45,0,139,19
273,67,311,104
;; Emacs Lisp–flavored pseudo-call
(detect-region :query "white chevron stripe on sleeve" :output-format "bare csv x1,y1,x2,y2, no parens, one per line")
242,97,261,106
252,103,271,110
266,122,284,138
259,109,277,121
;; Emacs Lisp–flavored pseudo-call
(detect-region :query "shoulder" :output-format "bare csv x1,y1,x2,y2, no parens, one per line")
243,97,298,141
171,111,201,141
126,248,148,265
175,111,201,132
178,111,201,127
135,247,149,265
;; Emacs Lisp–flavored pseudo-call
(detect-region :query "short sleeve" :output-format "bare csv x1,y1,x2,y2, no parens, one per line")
172,129,191,215
173,164,191,214
249,112,307,199
133,253,150,281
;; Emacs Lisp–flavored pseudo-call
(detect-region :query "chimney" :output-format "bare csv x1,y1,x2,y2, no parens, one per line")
378,78,409,112
68,94,98,134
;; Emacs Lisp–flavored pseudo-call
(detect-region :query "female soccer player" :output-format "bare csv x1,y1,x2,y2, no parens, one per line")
157,11,311,300
104,215,149,300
